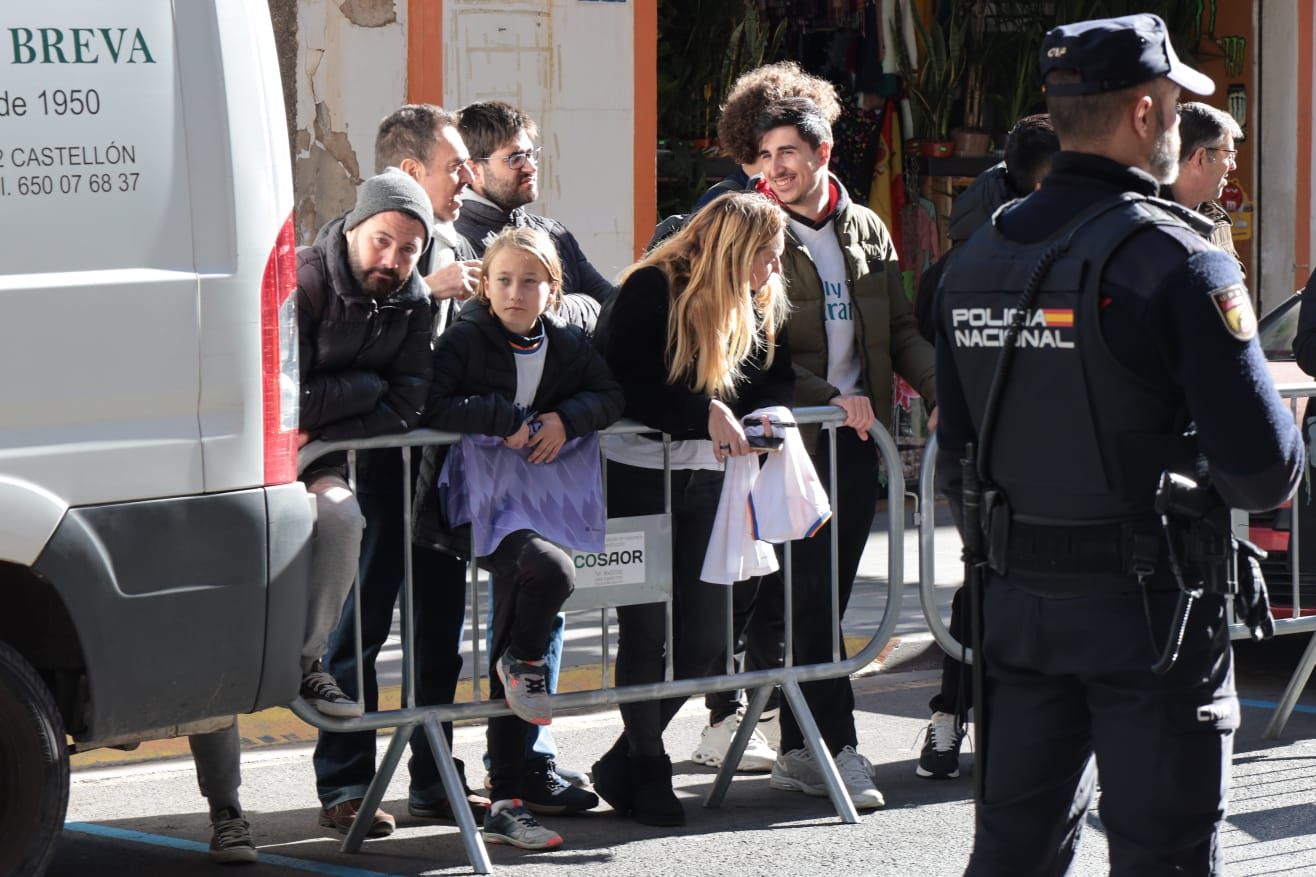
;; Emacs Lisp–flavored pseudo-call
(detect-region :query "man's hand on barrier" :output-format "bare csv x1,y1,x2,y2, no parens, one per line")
710,399,750,463
504,421,531,450
297,430,311,449
426,260,482,301
527,412,567,464
830,393,876,439
926,405,939,435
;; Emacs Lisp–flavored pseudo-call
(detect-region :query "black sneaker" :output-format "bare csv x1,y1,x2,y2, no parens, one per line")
548,760,590,788
209,806,257,864
916,710,964,779
300,661,363,718
519,761,599,815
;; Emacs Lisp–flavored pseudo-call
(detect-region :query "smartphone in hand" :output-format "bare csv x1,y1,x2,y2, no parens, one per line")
746,434,784,452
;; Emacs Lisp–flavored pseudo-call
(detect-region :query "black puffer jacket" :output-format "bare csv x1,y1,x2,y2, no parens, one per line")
456,196,617,305
412,298,624,551
297,217,433,446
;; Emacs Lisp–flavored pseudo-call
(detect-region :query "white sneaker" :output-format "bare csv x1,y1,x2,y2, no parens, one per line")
835,746,885,811
769,747,826,796
691,712,776,772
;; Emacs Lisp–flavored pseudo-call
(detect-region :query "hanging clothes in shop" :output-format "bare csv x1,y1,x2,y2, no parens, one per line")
868,98,906,253
833,91,885,204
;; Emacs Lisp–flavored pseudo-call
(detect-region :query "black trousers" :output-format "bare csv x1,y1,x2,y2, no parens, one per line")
965,578,1235,876
704,573,784,723
483,530,575,801
928,585,971,715
606,462,752,757
778,427,881,755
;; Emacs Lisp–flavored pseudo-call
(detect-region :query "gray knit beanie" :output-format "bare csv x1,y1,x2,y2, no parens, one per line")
344,167,434,248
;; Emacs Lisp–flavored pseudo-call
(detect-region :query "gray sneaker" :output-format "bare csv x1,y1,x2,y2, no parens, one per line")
209,807,257,865
496,653,551,726
483,799,562,850
769,747,826,796
835,746,885,810
771,747,886,810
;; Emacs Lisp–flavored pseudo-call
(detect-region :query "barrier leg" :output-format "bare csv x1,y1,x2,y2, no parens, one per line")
340,722,414,853
705,683,772,809
423,714,493,875
1263,632,1316,740
781,677,859,824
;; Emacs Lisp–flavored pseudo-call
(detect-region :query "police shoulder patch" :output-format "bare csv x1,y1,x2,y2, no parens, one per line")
1208,284,1256,342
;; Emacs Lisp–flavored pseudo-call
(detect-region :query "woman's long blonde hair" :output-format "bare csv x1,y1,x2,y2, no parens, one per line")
622,192,789,399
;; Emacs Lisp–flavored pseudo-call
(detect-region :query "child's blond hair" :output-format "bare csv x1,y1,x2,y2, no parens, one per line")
476,227,563,312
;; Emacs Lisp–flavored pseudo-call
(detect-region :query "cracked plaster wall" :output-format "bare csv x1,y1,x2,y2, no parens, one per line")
295,0,407,243
444,0,635,276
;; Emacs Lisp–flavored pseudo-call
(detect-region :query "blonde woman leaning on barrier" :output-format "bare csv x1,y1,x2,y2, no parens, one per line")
591,192,792,826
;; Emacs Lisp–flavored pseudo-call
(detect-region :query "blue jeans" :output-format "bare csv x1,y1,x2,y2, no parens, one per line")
313,485,469,809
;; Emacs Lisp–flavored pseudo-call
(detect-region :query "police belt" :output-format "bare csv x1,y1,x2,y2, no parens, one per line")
1002,517,1162,579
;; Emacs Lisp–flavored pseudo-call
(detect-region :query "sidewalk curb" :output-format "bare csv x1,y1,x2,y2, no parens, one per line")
71,633,926,770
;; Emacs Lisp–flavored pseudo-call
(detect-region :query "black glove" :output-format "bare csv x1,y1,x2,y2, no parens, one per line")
1234,536,1275,641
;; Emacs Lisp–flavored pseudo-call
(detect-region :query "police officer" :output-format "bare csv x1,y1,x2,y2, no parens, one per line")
933,15,1303,876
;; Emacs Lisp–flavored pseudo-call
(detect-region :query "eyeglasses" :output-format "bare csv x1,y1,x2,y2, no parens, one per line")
444,158,476,177
1206,146,1238,161
473,146,542,171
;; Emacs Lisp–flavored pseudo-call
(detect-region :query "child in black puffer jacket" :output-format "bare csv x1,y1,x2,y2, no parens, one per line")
419,227,623,850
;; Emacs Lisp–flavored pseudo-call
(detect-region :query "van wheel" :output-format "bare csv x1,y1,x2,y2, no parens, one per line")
0,641,69,877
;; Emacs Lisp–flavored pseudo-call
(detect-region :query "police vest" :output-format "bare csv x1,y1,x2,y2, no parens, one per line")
939,193,1209,524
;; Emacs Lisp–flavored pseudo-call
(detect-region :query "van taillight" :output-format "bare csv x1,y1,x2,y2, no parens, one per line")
261,212,299,484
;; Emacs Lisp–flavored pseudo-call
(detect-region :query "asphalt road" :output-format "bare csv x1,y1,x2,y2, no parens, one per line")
54,504,1316,875
56,633,1316,877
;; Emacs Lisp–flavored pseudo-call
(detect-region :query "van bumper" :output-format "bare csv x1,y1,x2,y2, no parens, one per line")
32,482,313,743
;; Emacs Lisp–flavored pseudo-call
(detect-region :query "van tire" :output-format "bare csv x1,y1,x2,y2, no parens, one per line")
0,641,69,877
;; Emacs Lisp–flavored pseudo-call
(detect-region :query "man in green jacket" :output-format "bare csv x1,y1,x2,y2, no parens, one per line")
754,96,936,811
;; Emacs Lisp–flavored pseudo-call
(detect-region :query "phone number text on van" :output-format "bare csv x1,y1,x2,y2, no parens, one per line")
0,172,139,197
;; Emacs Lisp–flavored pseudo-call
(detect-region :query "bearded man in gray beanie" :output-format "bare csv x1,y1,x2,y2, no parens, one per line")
294,169,435,752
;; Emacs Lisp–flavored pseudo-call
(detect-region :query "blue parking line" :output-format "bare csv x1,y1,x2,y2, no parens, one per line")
64,823,399,877
1240,697,1316,715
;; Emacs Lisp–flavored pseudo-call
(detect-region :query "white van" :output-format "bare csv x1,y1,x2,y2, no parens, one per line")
0,3,312,874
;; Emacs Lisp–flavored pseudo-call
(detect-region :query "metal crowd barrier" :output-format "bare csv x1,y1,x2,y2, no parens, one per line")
916,381,1316,740
295,406,905,874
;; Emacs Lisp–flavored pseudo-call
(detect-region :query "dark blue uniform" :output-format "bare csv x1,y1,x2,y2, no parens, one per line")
934,151,1303,875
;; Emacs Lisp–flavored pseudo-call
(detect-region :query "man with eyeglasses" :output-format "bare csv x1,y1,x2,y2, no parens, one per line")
312,104,493,840
1169,101,1244,274
456,100,616,324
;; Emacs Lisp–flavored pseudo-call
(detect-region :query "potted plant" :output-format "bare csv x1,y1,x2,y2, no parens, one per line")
953,0,993,156
892,0,968,157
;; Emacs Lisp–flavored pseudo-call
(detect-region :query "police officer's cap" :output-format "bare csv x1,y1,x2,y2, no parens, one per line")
1040,14,1214,97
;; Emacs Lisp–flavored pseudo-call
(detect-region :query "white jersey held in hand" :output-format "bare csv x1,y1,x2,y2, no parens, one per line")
701,406,833,585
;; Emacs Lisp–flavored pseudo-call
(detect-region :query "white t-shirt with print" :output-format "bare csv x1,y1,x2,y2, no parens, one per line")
788,217,861,397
